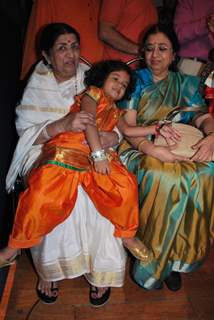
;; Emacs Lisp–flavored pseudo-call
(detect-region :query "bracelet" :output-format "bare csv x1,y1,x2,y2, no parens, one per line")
90,149,108,162
42,126,51,140
137,139,148,150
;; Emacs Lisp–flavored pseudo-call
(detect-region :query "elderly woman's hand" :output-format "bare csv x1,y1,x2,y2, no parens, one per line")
62,111,95,132
191,134,214,162
35,111,96,145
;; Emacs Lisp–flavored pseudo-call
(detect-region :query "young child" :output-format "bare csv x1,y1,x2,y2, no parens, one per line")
0,60,178,267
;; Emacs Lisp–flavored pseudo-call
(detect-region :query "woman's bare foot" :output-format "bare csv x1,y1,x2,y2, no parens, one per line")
122,237,152,263
90,286,109,299
37,280,58,298
36,279,59,304
89,286,111,307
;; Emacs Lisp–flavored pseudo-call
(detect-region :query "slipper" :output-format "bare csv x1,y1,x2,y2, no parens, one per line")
89,286,111,307
36,282,59,304
0,250,20,269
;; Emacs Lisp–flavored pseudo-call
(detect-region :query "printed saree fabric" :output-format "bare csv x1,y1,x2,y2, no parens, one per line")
118,68,214,289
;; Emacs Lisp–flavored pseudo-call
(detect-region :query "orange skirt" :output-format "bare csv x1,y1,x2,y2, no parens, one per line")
9,160,139,248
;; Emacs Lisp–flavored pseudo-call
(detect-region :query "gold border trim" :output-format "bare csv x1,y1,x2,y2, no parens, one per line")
17,104,68,114
34,253,125,287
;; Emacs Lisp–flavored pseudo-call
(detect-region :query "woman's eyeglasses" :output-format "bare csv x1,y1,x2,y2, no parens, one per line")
143,44,172,53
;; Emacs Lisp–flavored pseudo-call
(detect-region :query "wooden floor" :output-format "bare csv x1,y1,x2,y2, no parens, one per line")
5,248,214,320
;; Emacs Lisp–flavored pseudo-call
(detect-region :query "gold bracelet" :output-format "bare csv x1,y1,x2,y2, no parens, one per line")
137,139,148,150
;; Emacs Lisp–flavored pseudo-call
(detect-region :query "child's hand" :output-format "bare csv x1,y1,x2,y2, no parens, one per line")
159,124,181,145
94,159,110,175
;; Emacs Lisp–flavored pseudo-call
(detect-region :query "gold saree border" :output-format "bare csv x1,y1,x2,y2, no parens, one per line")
34,253,125,287
17,104,68,114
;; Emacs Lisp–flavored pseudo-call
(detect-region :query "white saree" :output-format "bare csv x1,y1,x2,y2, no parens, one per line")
6,61,126,287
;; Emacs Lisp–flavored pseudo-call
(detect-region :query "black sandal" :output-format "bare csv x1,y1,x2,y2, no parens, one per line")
36,281,59,304
89,286,111,307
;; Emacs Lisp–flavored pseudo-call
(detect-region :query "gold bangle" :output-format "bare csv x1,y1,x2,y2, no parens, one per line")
137,139,148,150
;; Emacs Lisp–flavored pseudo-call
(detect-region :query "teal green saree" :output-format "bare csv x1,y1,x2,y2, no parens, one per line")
119,68,214,289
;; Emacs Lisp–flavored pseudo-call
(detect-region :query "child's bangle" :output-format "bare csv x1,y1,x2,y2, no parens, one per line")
90,149,107,162
137,139,148,150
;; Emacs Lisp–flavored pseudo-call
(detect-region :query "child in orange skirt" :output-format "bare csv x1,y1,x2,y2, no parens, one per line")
0,60,179,267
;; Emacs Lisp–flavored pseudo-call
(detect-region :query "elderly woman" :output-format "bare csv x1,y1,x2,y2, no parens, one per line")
4,23,126,306
119,23,214,291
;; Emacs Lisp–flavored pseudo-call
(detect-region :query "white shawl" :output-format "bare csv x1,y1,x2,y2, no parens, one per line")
6,61,89,191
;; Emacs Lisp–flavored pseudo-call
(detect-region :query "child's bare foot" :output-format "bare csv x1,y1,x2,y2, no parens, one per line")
122,237,152,263
0,247,19,268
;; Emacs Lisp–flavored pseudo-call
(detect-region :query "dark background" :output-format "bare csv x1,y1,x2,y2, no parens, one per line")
0,0,32,299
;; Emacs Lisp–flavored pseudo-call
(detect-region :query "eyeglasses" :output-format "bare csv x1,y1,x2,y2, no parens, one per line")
143,44,173,53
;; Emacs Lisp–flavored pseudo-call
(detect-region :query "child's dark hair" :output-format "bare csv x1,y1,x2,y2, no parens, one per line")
84,60,136,100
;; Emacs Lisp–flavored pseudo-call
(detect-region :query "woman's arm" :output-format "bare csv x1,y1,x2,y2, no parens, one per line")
195,113,214,135
98,0,139,55
191,113,214,161
34,110,95,145
122,109,187,162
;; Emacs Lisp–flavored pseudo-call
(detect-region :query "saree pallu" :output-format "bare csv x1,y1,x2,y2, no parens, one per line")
119,69,214,289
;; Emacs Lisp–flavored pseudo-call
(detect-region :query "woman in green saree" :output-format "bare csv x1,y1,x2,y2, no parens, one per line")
119,24,214,291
